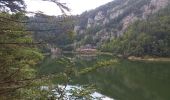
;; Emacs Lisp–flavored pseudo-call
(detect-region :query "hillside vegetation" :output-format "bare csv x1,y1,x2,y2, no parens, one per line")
74,0,169,48
27,0,170,57
101,5,170,57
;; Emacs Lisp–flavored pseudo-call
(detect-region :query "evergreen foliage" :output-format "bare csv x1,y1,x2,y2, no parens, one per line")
0,12,43,98
101,6,170,57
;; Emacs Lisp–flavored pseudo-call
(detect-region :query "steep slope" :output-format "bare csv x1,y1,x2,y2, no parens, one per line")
74,0,170,47
101,5,170,57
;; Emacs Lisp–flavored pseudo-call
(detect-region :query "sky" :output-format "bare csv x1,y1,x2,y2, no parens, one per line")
25,0,113,16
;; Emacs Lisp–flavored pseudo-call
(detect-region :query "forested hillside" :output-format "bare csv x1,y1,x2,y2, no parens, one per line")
101,5,170,57
73,0,170,49
30,0,170,57
27,14,77,51
27,0,170,57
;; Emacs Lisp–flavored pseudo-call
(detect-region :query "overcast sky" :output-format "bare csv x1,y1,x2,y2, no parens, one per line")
25,0,113,16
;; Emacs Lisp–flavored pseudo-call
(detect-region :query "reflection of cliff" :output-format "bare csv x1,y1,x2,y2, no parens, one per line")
50,53,62,59
75,54,97,61
50,48,62,54
71,59,170,100
50,48,62,59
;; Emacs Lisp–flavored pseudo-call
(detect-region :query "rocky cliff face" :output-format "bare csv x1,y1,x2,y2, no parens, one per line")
74,0,170,47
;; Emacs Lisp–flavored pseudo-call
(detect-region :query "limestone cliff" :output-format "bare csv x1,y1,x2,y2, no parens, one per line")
74,0,170,47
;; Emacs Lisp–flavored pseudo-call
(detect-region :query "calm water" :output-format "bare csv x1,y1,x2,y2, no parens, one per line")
39,53,170,100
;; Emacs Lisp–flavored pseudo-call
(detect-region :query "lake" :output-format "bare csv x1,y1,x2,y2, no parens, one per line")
38,53,170,100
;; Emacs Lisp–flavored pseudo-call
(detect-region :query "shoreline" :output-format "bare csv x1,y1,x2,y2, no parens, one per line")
128,56,170,62
63,51,114,55
47,51,170,62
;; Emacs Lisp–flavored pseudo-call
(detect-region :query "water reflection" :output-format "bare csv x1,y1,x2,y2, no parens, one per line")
40,54,170,100
53,85,114,100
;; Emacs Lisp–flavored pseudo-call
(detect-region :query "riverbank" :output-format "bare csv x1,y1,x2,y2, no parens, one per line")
63,51,114,56
128,56,170,62
47,50,170,62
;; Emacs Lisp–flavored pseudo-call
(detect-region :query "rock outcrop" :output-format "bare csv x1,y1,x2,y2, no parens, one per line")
74,0,170,47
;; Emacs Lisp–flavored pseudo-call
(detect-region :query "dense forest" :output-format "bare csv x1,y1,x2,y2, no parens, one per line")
27,14,77,51
101,5,170,57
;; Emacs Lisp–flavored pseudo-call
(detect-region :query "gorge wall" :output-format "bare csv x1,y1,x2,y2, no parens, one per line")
74,0,170,47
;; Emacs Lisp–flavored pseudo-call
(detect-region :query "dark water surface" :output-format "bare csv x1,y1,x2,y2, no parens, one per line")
39,53,170,100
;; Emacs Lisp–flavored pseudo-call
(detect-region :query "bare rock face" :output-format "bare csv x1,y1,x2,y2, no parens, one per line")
74,26,80,32
103,18,109,25
94,11,105,21
74,0,170,46
87,18,94,28
79,30,85,35
110,9,124,20
121,13,138,32
150,0,169,11
142,0,169,19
